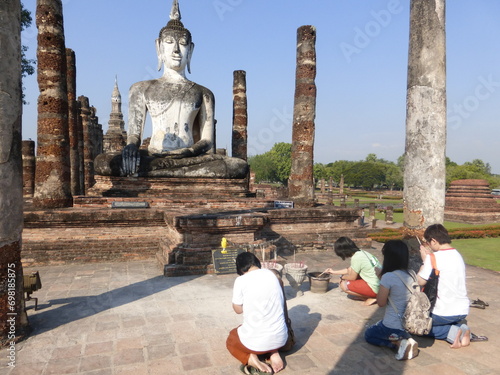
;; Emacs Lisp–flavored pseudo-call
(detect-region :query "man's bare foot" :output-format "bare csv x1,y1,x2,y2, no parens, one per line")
248,353,272,373
269,351,284,373
461,328,471,347
450,330,462,349
363,298,377,306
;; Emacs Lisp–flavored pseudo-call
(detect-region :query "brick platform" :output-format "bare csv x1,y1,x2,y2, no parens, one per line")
22,204,369,276
445,179,500,223
87,175,250,198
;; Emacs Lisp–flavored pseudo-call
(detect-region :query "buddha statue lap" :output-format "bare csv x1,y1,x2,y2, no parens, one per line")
94,0,248,179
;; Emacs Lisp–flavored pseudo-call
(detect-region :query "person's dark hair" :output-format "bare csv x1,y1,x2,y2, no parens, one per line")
424,223,451,245
334,237,360,260
380,240,409,276
235,252,261,276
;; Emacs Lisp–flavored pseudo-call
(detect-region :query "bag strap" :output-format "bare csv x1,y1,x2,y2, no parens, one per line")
388,295,401,318
387,270,414,320
429,253,440,276
361,250,380,269
392,269,417,294
278,278,291,323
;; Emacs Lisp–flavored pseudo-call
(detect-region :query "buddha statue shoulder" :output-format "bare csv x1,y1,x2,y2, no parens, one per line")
94,0,248,179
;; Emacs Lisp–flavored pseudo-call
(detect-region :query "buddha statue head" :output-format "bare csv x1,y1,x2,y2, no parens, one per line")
156,0,194,75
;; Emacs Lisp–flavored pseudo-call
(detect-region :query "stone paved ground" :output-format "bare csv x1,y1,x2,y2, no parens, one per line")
1,243,498,375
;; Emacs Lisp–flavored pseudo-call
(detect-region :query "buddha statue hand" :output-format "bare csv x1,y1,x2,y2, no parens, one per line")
120,143,141,176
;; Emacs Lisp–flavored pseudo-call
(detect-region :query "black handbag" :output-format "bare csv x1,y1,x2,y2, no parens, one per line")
422,253,439,310
278,279,295,352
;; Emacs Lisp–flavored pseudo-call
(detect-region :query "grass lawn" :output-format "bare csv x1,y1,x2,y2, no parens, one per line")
454,238,500,272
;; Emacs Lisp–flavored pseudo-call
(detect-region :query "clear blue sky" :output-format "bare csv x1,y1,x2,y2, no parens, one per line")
21,0,500,173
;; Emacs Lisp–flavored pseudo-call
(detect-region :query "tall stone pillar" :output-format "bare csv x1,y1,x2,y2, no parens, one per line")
232,70,248,161
66,48,80,196
288,25,316,207
76,100,85,194
79,96,93,194
22,140,36,197
404,0,446,230
0,0,29,342
33,0,72,208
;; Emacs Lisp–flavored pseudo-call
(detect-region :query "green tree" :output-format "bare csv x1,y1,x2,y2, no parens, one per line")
268,142,292,186
248,153,276,183
345,162,385,189
21,2,36,103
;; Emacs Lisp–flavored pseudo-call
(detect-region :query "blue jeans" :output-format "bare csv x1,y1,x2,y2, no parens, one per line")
427,314,467,340
365,320,410,349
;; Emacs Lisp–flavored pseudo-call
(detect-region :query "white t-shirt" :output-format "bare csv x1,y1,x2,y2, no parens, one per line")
418,249,469,316
232,268,288,351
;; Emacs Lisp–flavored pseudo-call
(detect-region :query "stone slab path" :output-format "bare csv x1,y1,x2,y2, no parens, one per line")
2,243,498,374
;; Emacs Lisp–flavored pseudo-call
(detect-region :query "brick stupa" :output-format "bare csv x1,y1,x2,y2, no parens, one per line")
444,179,500,224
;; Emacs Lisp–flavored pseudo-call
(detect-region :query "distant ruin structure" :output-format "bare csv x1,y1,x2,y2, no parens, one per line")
445,179,500,224
22,140,36,197
103,78,127,153
33,0,72,208
289,25,317,207
403,0,447,230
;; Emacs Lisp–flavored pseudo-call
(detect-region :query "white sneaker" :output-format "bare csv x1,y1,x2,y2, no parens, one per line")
395,338,419,360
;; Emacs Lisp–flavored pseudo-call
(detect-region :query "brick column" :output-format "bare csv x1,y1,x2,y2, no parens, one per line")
76,100,85,194
22,140,36,197
66,48,81,196
404,0,447,229
0,0,29,342
289,25,316,207
33,0,72,208
79,96,94,194
232,70,248,161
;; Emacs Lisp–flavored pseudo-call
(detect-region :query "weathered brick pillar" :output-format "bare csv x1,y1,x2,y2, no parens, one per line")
386,205,394,224
79,96,94,193
289,25,316,207
329,177,333,192
320,179,325,194
90,106,103,159
232,70,248,161
66,48,80,196
0,0,29,342
339,174,344,195
22,140,36,197
369,202,376,221
76,100,85,194
33,0,72,208
404,0,446,230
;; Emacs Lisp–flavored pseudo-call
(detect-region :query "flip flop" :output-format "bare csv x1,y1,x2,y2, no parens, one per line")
470,300,486,309
239,364,270,375
470,333,488,342
475,298,489,307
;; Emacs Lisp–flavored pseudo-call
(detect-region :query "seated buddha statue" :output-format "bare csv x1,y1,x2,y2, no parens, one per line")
94,0,248,179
